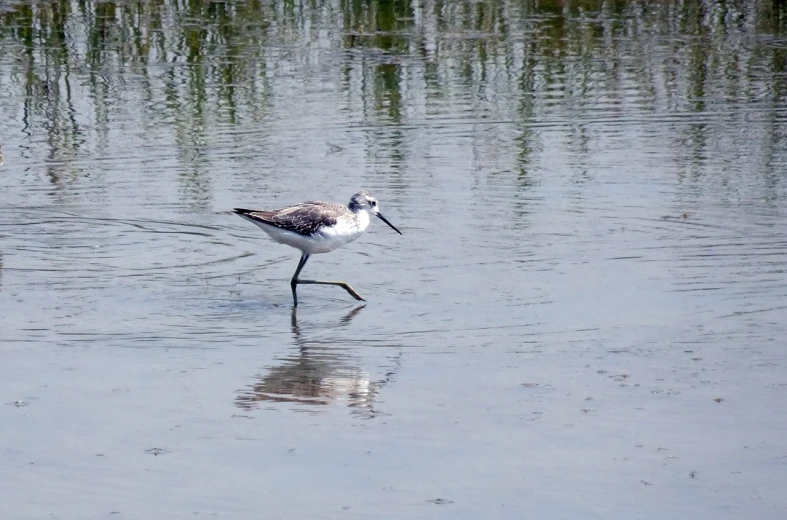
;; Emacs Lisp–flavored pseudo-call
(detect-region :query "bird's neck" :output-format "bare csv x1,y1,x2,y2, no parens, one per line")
355,209,370,231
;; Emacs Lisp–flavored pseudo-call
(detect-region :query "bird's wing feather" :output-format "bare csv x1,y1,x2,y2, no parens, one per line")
234,202,342,236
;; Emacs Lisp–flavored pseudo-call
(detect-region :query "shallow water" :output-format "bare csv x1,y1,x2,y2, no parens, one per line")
1,1,787,518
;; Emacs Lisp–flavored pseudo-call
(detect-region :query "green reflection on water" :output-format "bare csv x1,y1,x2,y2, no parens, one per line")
1,0,786,190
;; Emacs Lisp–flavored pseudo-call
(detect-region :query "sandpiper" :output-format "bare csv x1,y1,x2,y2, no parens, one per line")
234,190,401,306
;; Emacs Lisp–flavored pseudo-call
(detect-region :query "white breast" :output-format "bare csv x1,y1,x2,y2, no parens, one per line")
312,210,370,253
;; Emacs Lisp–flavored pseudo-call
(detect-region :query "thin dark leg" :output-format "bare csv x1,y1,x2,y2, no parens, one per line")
290,253,310,307
295,279,366,302
289,252,366,306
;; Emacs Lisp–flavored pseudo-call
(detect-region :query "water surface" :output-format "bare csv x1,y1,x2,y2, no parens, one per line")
1,1,786,518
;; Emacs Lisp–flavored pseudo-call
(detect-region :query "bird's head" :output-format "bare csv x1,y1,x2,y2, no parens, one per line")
349,191,402,235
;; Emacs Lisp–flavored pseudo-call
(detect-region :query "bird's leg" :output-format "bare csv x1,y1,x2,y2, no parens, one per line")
290,252,366,304
290,253,310,307
295,279,366,302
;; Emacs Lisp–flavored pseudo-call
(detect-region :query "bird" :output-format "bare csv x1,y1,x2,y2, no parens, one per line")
234,190,401,307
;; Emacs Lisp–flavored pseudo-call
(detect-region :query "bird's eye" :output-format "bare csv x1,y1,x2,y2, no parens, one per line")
371,200,377,207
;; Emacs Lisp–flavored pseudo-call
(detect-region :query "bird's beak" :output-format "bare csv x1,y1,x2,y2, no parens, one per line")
376,212,402,235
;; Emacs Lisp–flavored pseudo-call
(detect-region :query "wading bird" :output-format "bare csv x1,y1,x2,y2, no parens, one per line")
234,191,401,307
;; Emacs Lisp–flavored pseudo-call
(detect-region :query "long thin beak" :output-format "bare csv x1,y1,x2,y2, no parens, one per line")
376,212,402,235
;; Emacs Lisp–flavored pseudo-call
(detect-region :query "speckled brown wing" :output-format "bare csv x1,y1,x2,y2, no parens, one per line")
234,202,342,236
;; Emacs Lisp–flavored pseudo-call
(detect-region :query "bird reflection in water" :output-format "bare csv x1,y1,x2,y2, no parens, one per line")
235,305,397,417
